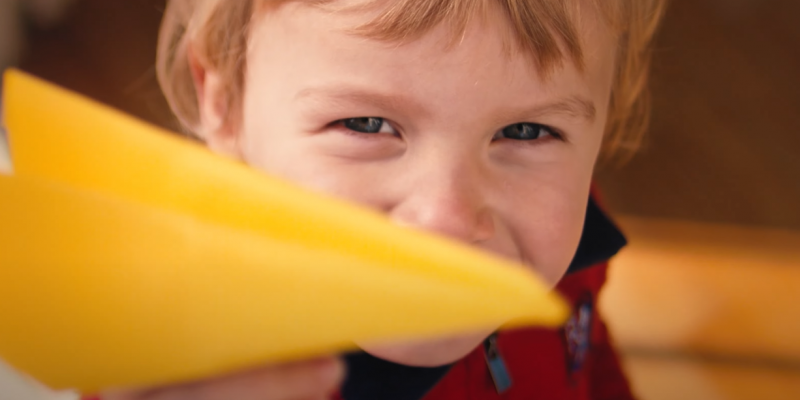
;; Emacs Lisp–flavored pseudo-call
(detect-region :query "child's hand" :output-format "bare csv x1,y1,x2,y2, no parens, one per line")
100,357,344,400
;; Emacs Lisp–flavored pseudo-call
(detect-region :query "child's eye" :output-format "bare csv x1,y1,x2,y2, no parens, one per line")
339,117,398,135
493,123,560,141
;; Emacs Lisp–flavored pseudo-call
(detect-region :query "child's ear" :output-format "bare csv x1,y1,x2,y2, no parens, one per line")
187,46,243,159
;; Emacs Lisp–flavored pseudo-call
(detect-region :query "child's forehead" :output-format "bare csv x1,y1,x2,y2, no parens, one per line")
247,0,618,125
255,0,619,78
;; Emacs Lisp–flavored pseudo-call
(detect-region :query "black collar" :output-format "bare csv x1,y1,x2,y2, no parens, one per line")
567,195,627,274
341,195,627,400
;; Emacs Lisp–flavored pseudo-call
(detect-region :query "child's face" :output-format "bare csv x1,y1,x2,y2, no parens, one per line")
199,1,616,365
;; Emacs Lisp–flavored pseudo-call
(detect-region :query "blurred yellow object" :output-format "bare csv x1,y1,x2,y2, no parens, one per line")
0,70,567,393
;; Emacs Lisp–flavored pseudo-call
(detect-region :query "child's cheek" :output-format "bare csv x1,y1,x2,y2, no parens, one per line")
510,180,591,286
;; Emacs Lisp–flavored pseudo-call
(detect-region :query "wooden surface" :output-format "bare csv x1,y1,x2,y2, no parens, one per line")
623,355,800,400
602,215,800,400
602,216,800,363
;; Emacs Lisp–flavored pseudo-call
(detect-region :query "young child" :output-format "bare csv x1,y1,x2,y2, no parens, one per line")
101,0,665,399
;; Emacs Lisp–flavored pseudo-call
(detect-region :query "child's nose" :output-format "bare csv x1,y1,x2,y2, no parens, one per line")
388,174,495,245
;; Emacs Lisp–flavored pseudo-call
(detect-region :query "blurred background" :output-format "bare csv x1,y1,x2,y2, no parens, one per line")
1,0,798,398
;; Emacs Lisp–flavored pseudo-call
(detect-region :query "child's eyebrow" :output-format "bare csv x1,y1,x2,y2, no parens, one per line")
295,86,596,123
501,96,597,124
536,96,597,122
294,86,430,118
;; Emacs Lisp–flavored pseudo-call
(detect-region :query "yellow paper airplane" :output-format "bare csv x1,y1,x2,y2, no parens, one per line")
0,70,568,393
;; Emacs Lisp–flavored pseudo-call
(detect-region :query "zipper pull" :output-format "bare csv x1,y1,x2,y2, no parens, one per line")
484,333,512,394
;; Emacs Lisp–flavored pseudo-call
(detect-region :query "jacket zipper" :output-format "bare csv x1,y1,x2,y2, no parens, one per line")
484,333,512,394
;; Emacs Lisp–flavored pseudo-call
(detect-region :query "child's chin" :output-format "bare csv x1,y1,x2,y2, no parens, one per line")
356,330,494,367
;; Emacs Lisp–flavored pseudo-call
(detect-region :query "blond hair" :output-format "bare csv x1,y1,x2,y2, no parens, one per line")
157,0,666,159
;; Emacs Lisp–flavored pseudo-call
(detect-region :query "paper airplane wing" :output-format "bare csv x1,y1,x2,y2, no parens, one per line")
0,70,568,393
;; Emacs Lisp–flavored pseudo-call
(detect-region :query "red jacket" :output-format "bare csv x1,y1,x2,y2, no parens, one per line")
420,262,634,400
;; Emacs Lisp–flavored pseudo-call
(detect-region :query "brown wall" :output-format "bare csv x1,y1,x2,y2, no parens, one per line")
598,0,800,230
19,0,172,129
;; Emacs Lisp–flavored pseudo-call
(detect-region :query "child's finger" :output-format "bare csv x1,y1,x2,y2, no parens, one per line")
194,357,345,400
102,356,345,400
